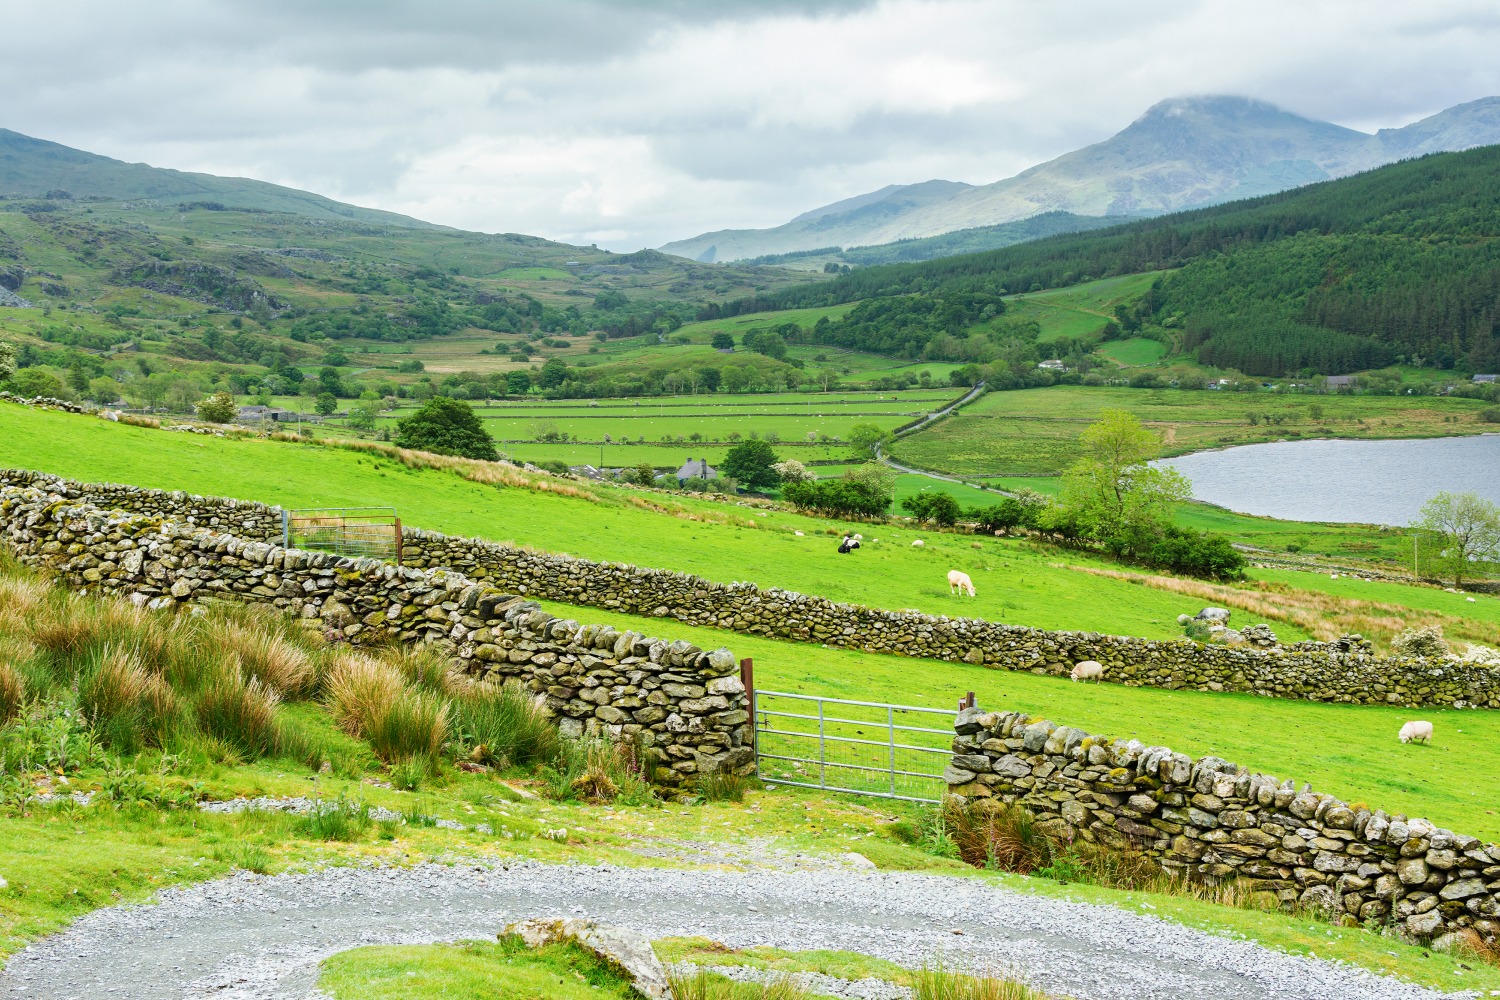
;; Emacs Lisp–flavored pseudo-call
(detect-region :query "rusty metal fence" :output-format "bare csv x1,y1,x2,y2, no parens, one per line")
283,507,402,564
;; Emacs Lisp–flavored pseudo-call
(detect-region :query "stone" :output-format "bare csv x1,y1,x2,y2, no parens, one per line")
504,918,670,999
1406,910,1443,938
1437,877,1488,901
1395,857,1429,885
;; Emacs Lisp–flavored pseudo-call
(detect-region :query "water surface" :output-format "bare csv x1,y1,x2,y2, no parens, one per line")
1157,435,1500,525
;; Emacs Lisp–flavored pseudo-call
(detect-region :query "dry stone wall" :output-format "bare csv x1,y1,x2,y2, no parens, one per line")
0,481,753,787
4,469,1499,710
946,706,1500,945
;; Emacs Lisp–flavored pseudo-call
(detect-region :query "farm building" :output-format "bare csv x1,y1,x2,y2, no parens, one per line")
1475,374,1497,383
1326,375,1358,391
675,458,716,483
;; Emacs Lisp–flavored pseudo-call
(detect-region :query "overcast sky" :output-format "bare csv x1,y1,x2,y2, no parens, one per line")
7,0,1499,250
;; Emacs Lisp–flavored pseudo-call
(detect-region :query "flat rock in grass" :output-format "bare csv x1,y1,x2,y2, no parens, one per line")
504,917,670,999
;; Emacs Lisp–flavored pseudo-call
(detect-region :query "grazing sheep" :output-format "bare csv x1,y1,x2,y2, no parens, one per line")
1070,660,1104,683
1399,720,1433,745
947,570,976,596
1467,596,1477,603
912,539,924,547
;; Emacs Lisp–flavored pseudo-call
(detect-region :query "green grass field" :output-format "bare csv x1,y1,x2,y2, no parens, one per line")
0,403,1298,643
1097,337,1168,367
891,384,1497,477
534,598,1500,842
996,272,1166,344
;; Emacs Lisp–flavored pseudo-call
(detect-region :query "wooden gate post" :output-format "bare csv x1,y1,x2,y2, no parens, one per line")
393,516,403,566
740,657,756,747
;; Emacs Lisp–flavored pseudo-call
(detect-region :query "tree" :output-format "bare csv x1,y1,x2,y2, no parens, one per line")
196,391,237,424
721,439,781,491
0,341,15,385
315,392,338,416
317,366,344,397
346,400,380,431
87,377,121,404
902,491,960,526
394,397,498,460
8,367,65,398
506,370,532,396
1414,491,1500,586
846,422,885,459
1057,409,1190,552
771,459,814,484
711,333,734,351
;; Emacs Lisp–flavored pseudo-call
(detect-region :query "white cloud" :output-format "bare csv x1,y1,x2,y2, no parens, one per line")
3,0,1498,249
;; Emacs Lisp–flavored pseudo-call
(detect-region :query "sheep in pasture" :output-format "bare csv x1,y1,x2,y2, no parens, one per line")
912,539,924,547
794,531,804,537
838,535,861,554
1399,720,1433,744
947,570,975,596
1468,597,1477,603
1071,660,1104,682
853,533,864,541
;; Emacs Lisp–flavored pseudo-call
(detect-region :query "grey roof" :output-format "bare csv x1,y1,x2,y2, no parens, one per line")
675,458,716,479
1326,375,1357,387
1474,374,1497,383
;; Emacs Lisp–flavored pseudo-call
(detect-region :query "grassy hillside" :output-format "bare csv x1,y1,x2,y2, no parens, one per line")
0,193,826,408
6,401,1499,653
707,146,1500,377
889,384,1499,477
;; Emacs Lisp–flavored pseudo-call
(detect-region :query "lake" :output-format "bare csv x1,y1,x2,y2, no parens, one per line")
1158,435,1500,525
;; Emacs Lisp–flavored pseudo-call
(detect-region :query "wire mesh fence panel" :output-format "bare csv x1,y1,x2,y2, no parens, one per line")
752,690,955,803
284,508,402,563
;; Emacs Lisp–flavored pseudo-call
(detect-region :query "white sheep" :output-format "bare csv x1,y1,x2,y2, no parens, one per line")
947,570,975,596
912,539,924,547
1398,720,1433,745
853,533,863,541
1071,660,1104,682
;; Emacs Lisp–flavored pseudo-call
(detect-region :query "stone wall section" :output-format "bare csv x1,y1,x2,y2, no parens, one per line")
945,706,1500,944
4,469,1498,710
0,481,752,786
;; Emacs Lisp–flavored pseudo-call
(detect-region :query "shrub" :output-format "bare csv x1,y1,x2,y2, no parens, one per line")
393,396,498,461
452,680,559,769
940,797,1055,873
1391,625,1450,658
195,391,236,423
1480,407,1500,424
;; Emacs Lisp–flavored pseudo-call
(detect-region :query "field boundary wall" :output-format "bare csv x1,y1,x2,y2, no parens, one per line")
0,478,753,786
946,706,1500,943
3,468,1498,711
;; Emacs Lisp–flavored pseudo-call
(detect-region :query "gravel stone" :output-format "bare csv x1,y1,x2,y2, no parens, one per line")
0,862,1469,1000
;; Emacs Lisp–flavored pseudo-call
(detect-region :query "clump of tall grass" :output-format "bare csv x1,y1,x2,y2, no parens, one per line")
912,961,1050,1000
668,969,815,1000
0,660,25,724
80,646,182,754
324,654,448,764
544,735,654,805
195,672,282,758
203,613,318,696
451,679,559,770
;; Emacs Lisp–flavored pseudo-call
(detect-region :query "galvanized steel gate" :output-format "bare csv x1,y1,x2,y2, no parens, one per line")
750,687,962,803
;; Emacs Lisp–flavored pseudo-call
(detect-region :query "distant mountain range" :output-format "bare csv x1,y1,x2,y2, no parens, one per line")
0,128,441,230
660,95,1500,262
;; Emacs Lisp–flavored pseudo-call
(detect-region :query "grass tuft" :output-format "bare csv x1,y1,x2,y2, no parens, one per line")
451,680,559,770
195,672,282,758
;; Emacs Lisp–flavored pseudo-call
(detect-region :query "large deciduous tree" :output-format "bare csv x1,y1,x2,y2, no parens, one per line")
394,397,498,461
1058,408,1190,553
1414,491,1500,586
721,439,781,491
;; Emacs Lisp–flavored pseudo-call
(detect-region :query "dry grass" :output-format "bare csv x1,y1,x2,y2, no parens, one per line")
1067,564,1495,650
206,618,317,697
323,653,449,763
194,672,282,758
668,969,816,1000
0,660,23,723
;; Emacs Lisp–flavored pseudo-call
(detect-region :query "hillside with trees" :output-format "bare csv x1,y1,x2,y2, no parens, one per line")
704,146,1500,376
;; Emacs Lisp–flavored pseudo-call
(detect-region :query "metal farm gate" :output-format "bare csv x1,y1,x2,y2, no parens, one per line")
283,507,402,564
750,685,965,803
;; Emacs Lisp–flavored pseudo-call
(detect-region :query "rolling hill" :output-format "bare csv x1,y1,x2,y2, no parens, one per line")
0,128,443,230
704,145,1500,376
660,94,1500,262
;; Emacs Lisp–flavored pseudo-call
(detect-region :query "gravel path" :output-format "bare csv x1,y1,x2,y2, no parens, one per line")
0,861,1473,1000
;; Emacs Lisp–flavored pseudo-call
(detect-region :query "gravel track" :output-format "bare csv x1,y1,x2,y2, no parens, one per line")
0,862,1472,1000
